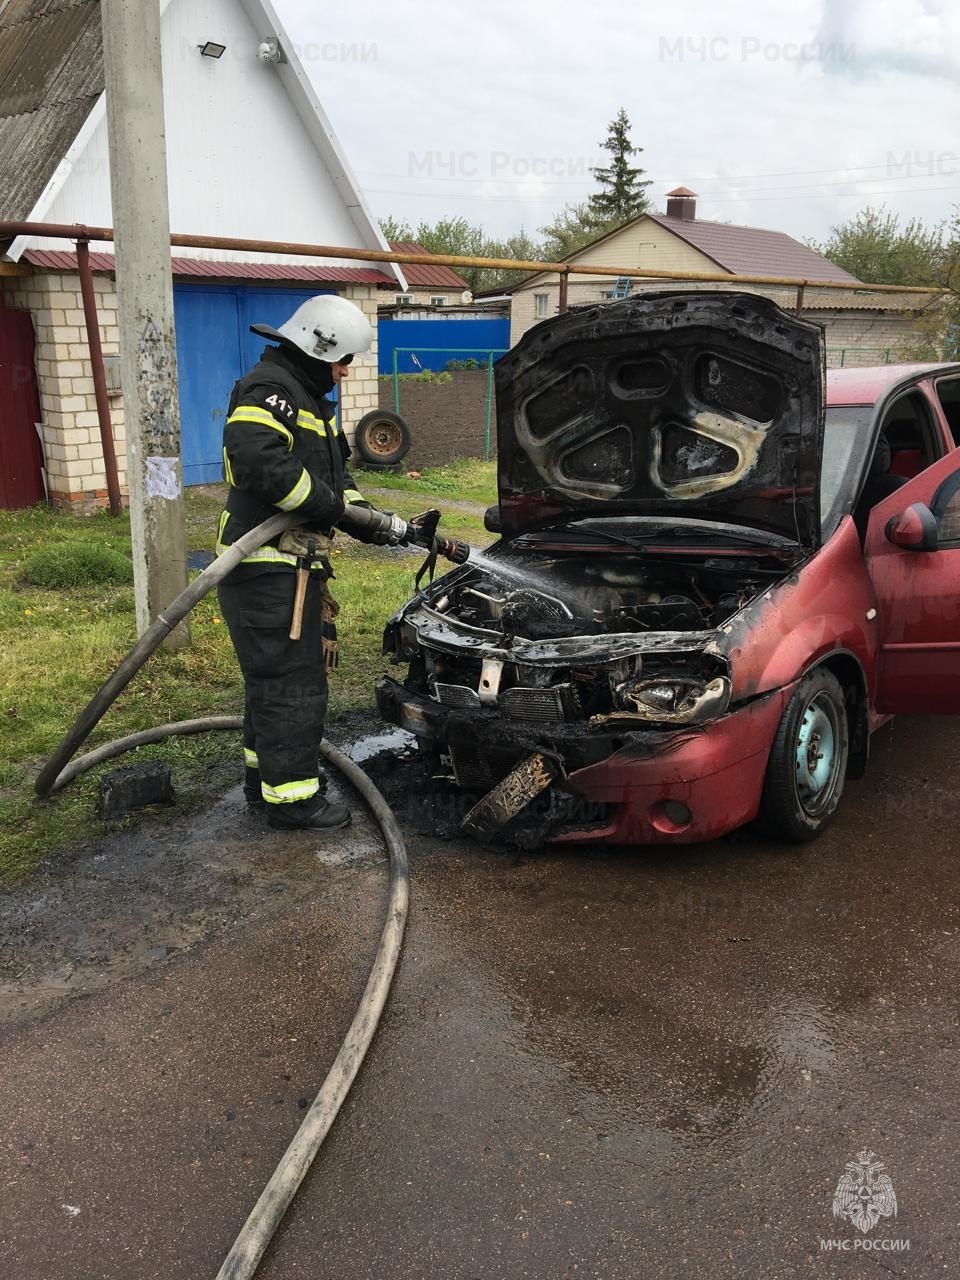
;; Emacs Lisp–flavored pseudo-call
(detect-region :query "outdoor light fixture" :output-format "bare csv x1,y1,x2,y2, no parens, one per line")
257,37,284,63
198,41,226,58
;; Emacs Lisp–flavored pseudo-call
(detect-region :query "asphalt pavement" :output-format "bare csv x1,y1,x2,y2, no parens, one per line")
1,713,957,1279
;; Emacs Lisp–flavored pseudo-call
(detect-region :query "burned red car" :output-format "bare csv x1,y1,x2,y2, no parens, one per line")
376,292,960,845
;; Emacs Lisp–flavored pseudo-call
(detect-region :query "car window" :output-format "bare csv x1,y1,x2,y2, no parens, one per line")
934,376,960,446
932,470,960,547
821,405,873,538
879,389,940,474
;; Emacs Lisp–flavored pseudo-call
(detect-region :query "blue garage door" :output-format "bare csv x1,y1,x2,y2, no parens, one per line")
174,283,334,485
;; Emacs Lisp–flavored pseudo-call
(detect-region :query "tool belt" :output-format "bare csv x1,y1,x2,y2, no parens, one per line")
277,526,335,559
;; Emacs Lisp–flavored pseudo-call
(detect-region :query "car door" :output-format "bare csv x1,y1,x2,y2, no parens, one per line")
865,448,960,713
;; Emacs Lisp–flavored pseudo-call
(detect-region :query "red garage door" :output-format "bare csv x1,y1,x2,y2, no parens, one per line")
0,305,45,509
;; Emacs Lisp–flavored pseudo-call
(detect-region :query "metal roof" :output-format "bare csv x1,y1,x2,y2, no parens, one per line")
0,0,103,221
25,249,395,285
388,242,469,289
646,212,860,284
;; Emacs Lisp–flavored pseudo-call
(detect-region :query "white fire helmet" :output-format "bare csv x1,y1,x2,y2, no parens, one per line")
250,294,373,364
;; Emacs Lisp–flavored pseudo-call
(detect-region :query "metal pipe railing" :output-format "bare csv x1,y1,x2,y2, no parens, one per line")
0,220,946,296
76,240,122,515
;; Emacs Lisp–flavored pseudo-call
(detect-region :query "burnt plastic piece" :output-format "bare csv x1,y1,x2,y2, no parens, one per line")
96,759,174,819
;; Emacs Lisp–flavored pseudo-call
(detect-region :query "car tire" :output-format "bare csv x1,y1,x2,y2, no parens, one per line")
354,410,412,465
760,667,849,843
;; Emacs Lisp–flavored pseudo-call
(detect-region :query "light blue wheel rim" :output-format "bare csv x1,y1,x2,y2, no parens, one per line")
795,693,841,816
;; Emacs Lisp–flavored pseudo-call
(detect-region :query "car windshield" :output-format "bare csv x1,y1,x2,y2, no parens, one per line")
821,404,874,538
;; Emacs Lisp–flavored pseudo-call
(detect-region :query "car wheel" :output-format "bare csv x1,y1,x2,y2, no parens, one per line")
354,410,412,465
760,668,849,842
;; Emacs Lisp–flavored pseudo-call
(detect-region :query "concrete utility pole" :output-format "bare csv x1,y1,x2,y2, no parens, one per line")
101,0,188,646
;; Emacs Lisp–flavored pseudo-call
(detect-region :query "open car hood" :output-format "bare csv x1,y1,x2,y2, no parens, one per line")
494,292,825,546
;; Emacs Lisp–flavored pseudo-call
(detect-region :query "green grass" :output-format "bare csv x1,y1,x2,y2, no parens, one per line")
21,542,134,588
0,458,496,884
353,457,497,505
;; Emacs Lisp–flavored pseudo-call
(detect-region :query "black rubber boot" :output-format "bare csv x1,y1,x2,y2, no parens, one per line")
266,795,351,831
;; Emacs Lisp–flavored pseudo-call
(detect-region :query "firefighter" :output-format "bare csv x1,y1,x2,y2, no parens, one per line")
216,294,398,830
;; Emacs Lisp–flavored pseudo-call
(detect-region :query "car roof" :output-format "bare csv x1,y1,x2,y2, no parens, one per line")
826,362,960,407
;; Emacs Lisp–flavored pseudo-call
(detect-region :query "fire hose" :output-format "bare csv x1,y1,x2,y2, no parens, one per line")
32,504,470,1279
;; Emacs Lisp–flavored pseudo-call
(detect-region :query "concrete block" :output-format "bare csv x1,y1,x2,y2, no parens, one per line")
96,760,174,820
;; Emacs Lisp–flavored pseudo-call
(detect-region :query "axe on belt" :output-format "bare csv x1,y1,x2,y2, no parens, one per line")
289,536,317,640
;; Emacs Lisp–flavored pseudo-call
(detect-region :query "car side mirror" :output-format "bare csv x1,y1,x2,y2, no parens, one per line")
884,502,939,552
484,505,502,534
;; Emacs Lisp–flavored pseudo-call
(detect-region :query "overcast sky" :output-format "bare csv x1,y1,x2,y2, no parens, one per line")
274,0,959,246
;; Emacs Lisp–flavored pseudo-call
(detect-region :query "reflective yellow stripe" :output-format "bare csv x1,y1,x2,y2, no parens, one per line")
222,446,235,487
227,406,294,449
217,510,229,545
276,468,312,512
215,540,327,569
244,747,259,767
343,488,364,505
296,409,328,437
262,778,320,804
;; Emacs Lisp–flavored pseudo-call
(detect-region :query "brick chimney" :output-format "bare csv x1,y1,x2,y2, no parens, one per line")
665,186,697,221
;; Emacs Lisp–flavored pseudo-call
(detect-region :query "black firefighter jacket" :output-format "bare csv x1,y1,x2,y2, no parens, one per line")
216,345,366,574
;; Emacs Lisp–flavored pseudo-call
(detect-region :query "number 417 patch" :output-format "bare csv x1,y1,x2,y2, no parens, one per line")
264,394,294,419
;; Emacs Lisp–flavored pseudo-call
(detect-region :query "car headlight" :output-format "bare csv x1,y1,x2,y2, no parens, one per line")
614,676,731,724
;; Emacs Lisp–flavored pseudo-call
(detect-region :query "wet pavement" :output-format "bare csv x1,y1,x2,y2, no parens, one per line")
0,711,958,1278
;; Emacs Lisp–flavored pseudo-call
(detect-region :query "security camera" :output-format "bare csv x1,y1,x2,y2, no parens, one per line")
258,38,281,63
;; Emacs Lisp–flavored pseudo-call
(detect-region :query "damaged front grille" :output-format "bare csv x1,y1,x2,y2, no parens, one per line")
448,743,497,788
434,680,580,722
500,683,580,722
434,682,481,709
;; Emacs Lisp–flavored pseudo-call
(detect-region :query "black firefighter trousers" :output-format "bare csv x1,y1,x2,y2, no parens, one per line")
217,568,328,806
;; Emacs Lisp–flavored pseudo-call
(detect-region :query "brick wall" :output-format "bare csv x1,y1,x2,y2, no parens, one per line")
337,285,379,447
2,271,125,512
0,273,379,512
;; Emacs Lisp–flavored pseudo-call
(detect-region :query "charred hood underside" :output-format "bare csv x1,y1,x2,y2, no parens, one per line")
494,291,826,547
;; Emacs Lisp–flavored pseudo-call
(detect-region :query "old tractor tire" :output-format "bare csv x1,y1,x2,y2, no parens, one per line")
355,410,412,466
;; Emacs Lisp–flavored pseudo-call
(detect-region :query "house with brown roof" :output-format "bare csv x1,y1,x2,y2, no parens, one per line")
386,242,470,308
508,188,936,369
0,0,409,509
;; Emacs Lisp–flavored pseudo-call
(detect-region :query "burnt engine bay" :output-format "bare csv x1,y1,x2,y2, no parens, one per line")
388,547,787,729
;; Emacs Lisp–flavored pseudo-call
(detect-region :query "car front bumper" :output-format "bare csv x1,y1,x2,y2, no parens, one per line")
376,677,792,845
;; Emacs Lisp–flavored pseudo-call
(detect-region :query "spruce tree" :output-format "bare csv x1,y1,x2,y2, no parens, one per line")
587,108,652,226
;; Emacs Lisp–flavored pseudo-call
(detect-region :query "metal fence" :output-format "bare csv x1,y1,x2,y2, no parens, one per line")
825,346,895,368
386,347,508,461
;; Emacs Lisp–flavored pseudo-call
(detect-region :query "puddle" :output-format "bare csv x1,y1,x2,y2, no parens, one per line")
343,725,417,764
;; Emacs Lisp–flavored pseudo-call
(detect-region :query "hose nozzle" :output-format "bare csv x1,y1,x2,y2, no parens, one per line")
435,536,470,566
